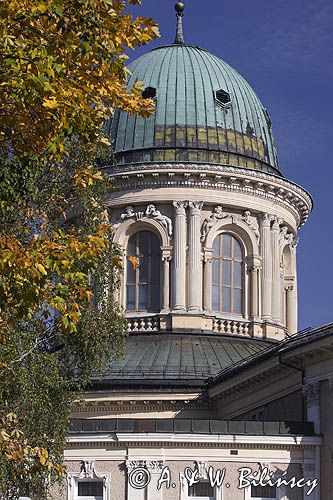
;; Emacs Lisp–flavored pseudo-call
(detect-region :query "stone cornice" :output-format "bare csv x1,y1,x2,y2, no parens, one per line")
105,163,312,227
67,433,321,449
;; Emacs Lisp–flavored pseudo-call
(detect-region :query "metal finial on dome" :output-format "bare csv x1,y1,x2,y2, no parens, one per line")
174,2,185,45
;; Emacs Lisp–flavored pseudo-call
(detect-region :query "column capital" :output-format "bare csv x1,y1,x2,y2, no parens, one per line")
146,460,164,473
272,216,283,230
188,201,204,214
173,200,188,215
260,212,274,227
303,382,320,407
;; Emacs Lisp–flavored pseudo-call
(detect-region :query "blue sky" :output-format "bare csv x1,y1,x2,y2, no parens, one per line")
127,0,333,330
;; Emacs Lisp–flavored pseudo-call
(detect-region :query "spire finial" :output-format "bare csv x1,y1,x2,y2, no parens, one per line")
174,2,185,45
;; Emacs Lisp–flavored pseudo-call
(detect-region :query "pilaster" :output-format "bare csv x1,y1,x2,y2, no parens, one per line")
260,213,273,320
172,201,188,310
188,201,203,310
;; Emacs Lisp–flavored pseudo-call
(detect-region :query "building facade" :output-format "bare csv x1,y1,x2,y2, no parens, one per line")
56,4,333,500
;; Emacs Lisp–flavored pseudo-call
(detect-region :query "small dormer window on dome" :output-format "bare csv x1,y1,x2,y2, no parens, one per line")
215,89,232,108
142,86,157,100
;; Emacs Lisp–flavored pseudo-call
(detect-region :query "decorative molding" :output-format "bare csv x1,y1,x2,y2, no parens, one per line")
126,460,145,472
146,460,164,473
107,163,312,227
68,460,111,500
201,206,228,242
113,204,172,236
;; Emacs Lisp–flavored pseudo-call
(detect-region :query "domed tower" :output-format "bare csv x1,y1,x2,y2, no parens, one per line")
106,2,312,344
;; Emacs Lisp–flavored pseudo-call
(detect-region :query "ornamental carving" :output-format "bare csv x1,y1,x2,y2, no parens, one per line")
201,206,228,242
114,204,173,236
195,460,208,479
240,211,260,241
126,460,146,472
279,225,294,248
303,383,320,407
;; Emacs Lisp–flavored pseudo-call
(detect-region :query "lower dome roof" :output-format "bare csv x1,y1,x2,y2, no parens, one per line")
91,333,272,389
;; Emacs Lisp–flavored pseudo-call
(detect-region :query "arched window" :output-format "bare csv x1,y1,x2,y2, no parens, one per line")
126,230,161,312
212,233,243,314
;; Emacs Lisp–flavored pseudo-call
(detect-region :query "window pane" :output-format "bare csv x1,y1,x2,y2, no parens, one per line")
78,481,103,496
234,239,242,260
150,284,160,311
222,260,231,286
251,484,276,498
222,234,232,257
213,236,221,256
212,259,220,285
222,286,231,312
126,230,161,312
233,288,242,313
138,284,148,310
151,256,160,284
127,236,136,256
138,257,148,284
138,231,148,255
234,261,242,287
126,285,135,310
151,232,160,254
188,480,215,497
126,259,136,284
212,285,220,311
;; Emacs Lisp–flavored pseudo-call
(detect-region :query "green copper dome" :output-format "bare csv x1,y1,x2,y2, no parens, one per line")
108,44,280,175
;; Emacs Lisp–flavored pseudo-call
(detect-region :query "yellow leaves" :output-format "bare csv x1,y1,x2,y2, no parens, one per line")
43,98,58,109
0,412,64,477
74,166,104,188
128,256,139,269
0,0,159,155
0,219,110,336
35,263,47,276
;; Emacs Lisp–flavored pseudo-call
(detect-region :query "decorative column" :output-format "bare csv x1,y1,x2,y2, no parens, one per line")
271,217,282,323
301,463,318,500
146,461,164,500
247,256,261,319
161,248,172,311
285,282,297,334
303,382,320,434
172,201,188,310
188,201,203,311
203,249,213,311
126,460,146,500
260,213,273,320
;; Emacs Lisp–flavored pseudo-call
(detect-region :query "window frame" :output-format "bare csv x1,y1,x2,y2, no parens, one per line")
212,233,244,315
126,230,161,312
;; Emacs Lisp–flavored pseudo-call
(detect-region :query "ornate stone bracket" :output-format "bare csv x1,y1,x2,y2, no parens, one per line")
201,205,228,242
114,204,173,236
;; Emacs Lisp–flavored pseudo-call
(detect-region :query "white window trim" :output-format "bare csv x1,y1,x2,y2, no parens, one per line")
244,482,286,500
68,460,110,500
179,461,223,500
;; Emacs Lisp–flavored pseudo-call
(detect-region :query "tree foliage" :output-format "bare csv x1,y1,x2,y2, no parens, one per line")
0,0,159,155
0,0,158,497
